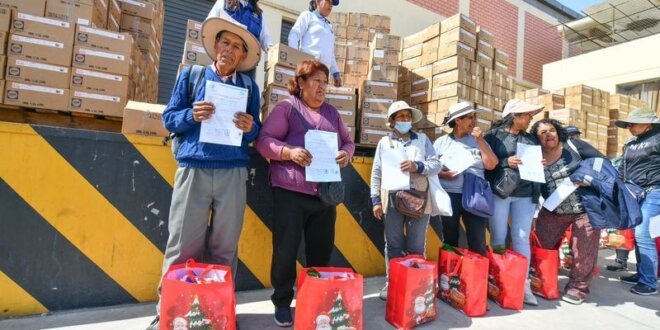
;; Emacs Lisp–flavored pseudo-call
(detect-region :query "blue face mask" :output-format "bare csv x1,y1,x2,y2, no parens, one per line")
395,121,412,134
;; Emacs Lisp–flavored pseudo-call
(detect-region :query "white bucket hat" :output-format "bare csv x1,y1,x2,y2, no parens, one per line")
502,99,543,117
387,100,424,126
614,108,660,128
201,17,261,72
443,101,476,125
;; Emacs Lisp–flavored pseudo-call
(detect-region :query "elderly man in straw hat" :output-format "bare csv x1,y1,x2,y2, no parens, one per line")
147,17,261,329
614,108,660,296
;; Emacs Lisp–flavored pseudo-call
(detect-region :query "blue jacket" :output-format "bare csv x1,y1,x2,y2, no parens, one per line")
570,157,642,229
225,1,262,40
163,65,261,169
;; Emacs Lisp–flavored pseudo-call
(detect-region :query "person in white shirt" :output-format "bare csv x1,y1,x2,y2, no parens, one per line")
288,0,342,87
207,0,272,52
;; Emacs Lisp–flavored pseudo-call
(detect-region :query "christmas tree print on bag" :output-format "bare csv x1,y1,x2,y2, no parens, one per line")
385,255,438,329
160,259,236,330
295,267,363,330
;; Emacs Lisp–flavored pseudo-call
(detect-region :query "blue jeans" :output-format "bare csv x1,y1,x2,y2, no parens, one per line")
635,189,660,289
489,196,537,268
383,193,430,276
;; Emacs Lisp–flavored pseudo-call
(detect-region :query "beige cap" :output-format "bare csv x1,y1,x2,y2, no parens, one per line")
387,100,424,126
502,99,543,117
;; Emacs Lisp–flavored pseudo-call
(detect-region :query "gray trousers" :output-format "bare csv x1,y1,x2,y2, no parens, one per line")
383,192,430,276
156,167,247,312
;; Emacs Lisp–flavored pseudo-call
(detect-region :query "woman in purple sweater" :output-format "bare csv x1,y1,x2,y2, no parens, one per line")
256,60,355,327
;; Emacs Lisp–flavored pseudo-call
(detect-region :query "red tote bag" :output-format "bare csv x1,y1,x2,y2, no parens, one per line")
530,231,559,300
487,247,527,310
385,255,438,329
160,259,236,330
438,246,488,317
294,267,363,330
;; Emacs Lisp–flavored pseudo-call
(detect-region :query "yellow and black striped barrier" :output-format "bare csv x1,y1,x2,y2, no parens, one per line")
0,121,445,318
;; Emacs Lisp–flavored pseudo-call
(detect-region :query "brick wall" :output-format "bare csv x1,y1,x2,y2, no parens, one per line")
406,0,458,18
469,0,519,77
523,12,562,85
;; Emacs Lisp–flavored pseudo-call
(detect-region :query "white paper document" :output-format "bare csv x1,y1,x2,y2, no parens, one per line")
200,80,248,146
543,178,578,211
517,143,546,183
440,143,474,174
650,215,660,238
305,130,341,182
382,147,410,190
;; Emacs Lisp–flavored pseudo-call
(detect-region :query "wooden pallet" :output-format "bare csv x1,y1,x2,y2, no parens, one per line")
0,106,122,133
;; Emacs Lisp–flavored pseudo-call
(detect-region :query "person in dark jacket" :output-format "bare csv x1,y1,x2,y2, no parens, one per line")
614,108,660,296
530,119,604,305
484,99,545,306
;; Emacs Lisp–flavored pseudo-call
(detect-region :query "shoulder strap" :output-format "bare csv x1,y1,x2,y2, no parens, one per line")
188,65,205,106
238,72,253,102
623,145,630,182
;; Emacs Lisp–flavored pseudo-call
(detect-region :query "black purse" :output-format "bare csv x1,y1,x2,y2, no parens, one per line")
289,98,344,206
492,167,520,198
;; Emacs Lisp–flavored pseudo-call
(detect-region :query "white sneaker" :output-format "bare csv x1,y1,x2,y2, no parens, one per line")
379,284,388,301
524,280,538,306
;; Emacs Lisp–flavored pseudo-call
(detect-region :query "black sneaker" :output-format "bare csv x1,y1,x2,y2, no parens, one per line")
562,293,584,305
630,283,658,296
606,260,628,272
146,315,159,330
621,273,639,285
274,306,293,327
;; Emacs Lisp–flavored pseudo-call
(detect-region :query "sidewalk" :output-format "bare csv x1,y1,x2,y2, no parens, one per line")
1,250,659,330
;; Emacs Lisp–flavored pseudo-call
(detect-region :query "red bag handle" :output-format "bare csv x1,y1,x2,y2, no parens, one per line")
530,231,542,247
185,259,214,284
448,254,463,277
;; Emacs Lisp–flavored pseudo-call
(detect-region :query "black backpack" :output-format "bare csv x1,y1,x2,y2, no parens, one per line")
163,65,254,156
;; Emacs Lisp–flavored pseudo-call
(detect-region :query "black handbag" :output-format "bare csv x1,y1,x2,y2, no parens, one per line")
289,98,344,206
492,167,520,198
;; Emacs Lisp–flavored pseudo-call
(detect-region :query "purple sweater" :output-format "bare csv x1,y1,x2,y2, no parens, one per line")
256,96,356,196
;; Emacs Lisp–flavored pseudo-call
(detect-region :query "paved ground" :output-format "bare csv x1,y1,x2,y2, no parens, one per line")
1,250,659,330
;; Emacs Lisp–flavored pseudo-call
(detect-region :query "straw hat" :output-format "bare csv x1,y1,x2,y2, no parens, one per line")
387,101,424,126
502,99,543,117
614,108,660,128
201,17,261,72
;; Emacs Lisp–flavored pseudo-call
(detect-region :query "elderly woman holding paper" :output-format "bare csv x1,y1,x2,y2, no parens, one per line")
256,59,354,327
370,100,443,301
530,118,604,305
434,102,498,257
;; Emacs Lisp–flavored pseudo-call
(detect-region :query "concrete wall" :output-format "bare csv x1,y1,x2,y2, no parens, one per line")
542,33,660,94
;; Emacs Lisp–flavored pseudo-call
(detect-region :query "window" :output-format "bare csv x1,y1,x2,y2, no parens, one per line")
280,18,295,44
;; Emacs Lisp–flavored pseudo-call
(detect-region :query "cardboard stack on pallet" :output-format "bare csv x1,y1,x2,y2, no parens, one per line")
607,94,648,158
398,14,515,142
1,0,163,120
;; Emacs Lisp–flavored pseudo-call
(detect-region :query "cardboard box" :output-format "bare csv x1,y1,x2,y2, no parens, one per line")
68,89,125,116
0,0,46,16
0,31,6,54
346,39,368,48
8,33,72,67
337,108,356,126
70,67,128,95
185,19,202,43
433,69,470,88
401,56,421,71
371,33,400,50
261,83,289,117
265,63,295,87
495,49,509,64
368,64,398,82
181,41,212,66
326,86,356,111
348,12,369,27
476,26,494,44
0,7,9,32
420,22,441,42
477,40,494,58
4,81,69,110
10,11,74,44
402,30,424,48
438,41,475,61
401,44,422,61
360,110,389,129
334,43,347,58
411,77,431,93
410,90,431,104
369,15,390,30
345,60,368,75
441,13,476,34
432,55,470,74
369,49,398,66
476,52,493,68
494,61,507,74
411,64,433,79
362,80,397,99
564,85,593,96
118,0,156,20
398,80,412,98
440,28,477,48
347,46,370,61
432,83,469,100
5,55,69,88
421,36,439,65
334,25,347,39
330,12,347,25
346,26,369,42
46,0,104,27
359,127,389,145
361,96,394,113
343,73,365,89
267,43,313,69
73,45,130,75
121,101,168,137
336,58,345,72
75,25,132,54
436,96,469,114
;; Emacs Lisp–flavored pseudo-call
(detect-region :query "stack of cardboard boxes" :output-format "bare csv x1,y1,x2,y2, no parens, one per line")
1,0,163,119
180,18,212,72
608,94,648,158
398,14,515,141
